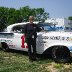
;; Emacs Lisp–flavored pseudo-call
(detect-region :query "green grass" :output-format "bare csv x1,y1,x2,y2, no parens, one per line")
0,50,72,72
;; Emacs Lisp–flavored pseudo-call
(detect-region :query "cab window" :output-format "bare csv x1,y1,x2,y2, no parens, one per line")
12,25,23,33
37,23,56,31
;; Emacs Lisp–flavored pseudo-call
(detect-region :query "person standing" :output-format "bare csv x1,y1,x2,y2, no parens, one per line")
22,16,41,61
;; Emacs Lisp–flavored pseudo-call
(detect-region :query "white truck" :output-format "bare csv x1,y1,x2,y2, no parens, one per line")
0,22,72,63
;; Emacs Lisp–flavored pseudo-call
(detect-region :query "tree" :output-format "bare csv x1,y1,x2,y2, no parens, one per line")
20,6,49,22
34,8,49,21
68,16,72,20
0,7,9,31
7,8,23,25
0,6,50,31
20,6,32,22
7,8,16,25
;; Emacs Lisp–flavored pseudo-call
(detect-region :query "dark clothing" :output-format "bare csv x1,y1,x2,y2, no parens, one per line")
22,23,41,39
22,23,41,60
27,38,36,60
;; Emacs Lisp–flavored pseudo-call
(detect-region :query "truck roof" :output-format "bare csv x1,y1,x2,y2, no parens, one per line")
7,22,39,32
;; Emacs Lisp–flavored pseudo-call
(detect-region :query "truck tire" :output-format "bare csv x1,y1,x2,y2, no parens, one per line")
1,43,9,52
52,46,70,63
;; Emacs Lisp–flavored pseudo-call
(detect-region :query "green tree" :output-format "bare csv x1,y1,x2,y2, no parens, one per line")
20,6,49,22
0,7,9,31
68,16,72,20
0,6,49,31
20,6,32,22
7,8,16,25
34,8,49,21
7,8,23,25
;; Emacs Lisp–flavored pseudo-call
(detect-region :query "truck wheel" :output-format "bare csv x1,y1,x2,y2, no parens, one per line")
1,43,9,52
52,46,70,63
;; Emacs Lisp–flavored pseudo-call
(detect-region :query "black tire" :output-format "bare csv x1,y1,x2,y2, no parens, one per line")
52,46,70,63
1,43,9,52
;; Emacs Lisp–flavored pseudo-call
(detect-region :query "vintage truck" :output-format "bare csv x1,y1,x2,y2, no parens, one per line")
0,22,72,63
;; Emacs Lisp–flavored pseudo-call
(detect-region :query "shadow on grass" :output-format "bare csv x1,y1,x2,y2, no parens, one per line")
0,48,52,59
0,48,72,63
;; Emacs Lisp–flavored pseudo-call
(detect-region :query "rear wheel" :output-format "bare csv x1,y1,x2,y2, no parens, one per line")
52,46,70,63
1,42,9,52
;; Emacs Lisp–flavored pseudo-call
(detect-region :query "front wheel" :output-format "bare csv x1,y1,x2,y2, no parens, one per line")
52,46,70,63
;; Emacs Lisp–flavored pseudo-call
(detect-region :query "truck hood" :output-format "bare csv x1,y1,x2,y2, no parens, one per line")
38,31,72,37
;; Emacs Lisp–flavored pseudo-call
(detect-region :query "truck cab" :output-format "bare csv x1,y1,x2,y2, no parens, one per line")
0,22,72,63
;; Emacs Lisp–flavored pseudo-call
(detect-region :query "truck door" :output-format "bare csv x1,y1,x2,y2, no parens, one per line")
11,25,28,51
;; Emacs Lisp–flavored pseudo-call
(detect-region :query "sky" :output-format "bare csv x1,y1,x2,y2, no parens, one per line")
0,0,72,18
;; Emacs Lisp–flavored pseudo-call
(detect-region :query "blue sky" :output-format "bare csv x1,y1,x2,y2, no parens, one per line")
0,0,72,18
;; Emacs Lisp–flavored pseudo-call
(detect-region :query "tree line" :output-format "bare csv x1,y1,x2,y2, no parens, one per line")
0,6,49,31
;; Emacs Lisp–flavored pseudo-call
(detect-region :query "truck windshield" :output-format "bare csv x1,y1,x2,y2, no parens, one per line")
37,23,64,31
37,23,57,31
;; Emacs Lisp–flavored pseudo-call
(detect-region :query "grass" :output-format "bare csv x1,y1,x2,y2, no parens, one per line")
0,49,72,72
